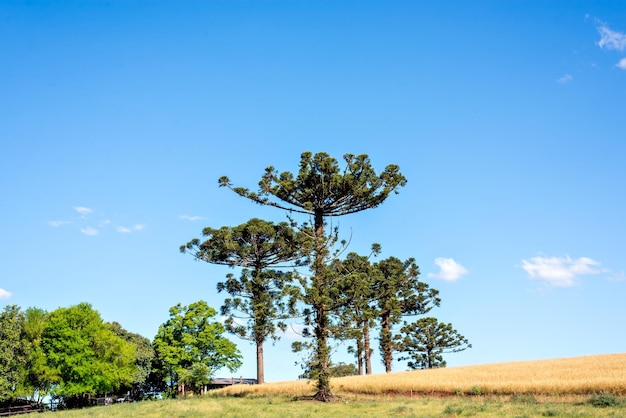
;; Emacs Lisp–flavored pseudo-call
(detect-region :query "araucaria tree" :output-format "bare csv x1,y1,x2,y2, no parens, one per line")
397,317,471,369
219,151,406,401
181,218,308,384
374,256,440,373
331,249,380,375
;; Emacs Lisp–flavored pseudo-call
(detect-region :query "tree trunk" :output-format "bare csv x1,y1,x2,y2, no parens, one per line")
257,339,265,384
364,321,372,375
312,209,334,401
356,317,364,375
381,313,393,373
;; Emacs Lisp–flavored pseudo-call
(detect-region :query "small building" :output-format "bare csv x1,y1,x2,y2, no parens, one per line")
209,377,258,390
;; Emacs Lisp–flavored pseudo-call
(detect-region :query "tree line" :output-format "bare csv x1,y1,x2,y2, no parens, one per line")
0,300,241,409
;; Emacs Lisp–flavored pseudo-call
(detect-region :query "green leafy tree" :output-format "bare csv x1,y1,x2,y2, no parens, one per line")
219,151,406,401
374,257,440,373
181,218,308,384
397,317,471,369
152,301,242,396
0,305,27,402
108,322,155,400
42,303,136,406
22,307,55,405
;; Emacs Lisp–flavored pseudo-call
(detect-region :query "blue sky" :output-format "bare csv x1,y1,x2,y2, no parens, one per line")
1,1,625,382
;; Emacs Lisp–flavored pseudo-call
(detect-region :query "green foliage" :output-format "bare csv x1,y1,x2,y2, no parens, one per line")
397,317,471,370
181,218,309,269
22,307,55,404
153,301,242,395
42,303,136,399
590,393,622,408
220,151,406,400
108,321,155,399
331,250,379,375
374,257,440,372
181,218,307,384
0,305,27,401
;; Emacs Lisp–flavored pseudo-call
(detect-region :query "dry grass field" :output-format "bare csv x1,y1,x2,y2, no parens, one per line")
218,352,626,398
43,353,626,417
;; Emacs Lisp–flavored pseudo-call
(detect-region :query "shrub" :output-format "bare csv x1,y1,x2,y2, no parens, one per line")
589,393,620,408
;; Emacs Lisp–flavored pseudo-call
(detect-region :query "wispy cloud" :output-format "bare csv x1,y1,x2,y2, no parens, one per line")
179,214,205,221
557,74,573,84
73,206,93,216
597,23,626,51
0,288,12,300
520,255,608,287
80,227,99,236
595,20,626,69
116,224,145,233
48,220,70,227
428,257,468,282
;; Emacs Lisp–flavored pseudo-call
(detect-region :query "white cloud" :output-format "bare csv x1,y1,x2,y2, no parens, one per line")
428,257,468,282
597,24,626,51
73,206,93,216
521,255,608,287
617,58,626,69
48,220,70,227
116,224,145,233
80,227,99,236
179,214,204,221
557,74,573,84
0,288,12,299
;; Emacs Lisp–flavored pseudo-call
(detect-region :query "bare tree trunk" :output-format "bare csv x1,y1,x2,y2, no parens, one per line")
381,314,393,373
364,321,372,374
257,340,265,384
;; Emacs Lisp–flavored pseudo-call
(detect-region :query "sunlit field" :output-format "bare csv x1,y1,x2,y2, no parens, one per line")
44,353,626,417
219,353,626,397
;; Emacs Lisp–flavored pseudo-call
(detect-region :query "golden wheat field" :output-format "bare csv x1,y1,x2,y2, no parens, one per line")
216,353,626,398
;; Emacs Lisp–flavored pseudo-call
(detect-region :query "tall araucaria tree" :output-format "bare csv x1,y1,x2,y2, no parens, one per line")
374,256,440,373
219,151,406,401
181,218,308,384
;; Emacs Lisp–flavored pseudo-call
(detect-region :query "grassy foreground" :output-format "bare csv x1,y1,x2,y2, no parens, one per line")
44,353,626,417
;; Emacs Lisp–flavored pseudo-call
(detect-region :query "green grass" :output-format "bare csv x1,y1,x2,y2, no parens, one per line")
41,394,626,417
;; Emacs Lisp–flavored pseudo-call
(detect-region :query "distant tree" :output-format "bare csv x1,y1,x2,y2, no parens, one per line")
219,151,406,401
332,249,380,375
181,218,308,384
0,305,27,402
108,322,155,400
42,303,136,407
296,353,359,380
152,301,242,396
374,257,440,372
397,317,471,369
